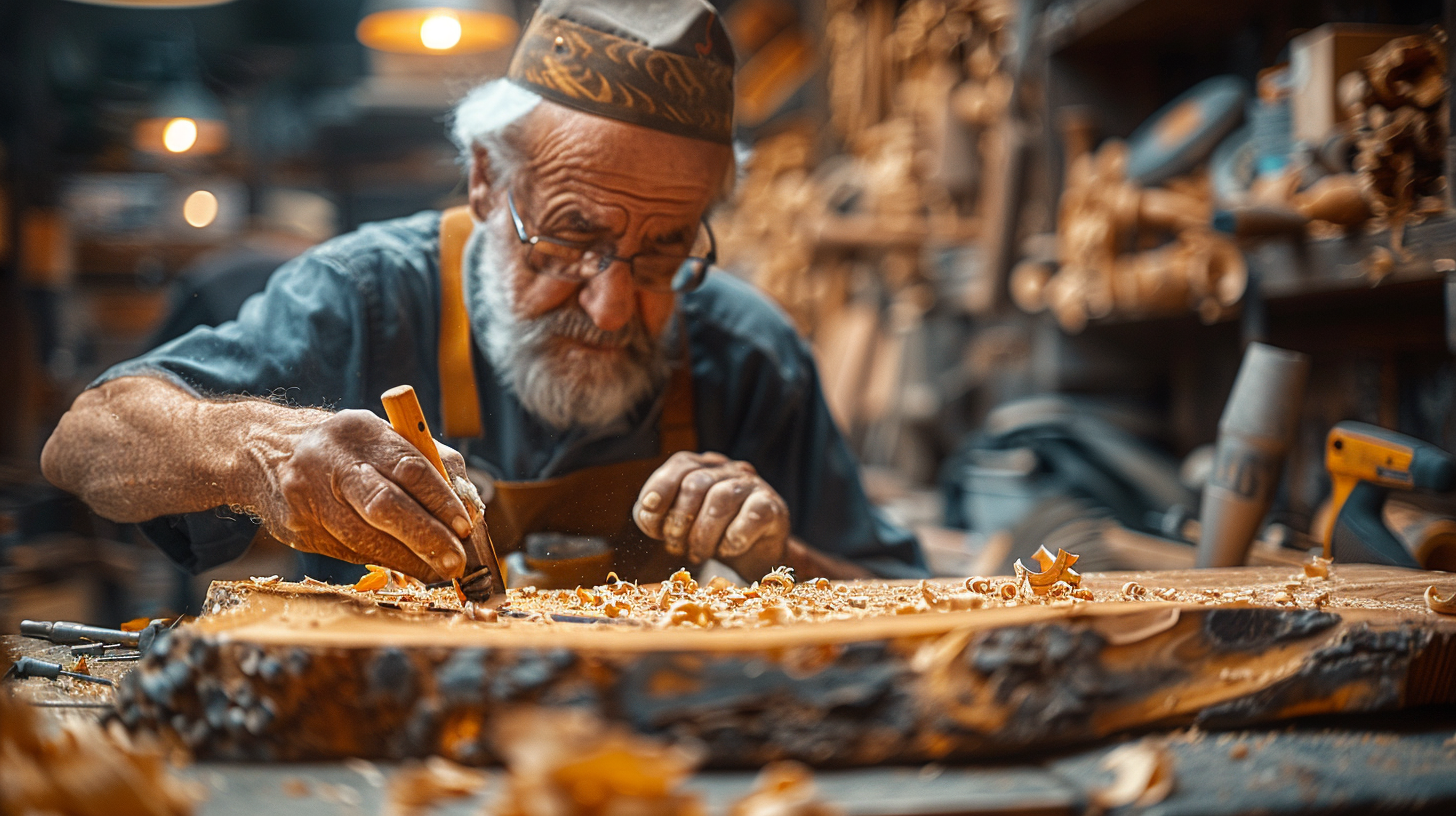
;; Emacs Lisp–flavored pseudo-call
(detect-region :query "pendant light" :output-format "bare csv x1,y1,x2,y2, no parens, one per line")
134,78,228,156
133,39,228,156
61,1,238,7
357,0,517,55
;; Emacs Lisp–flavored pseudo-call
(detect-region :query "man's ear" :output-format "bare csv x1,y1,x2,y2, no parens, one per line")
467,145,495,221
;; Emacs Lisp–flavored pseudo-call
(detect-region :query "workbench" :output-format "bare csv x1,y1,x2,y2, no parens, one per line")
7,636,1453,816
6,561,1456,815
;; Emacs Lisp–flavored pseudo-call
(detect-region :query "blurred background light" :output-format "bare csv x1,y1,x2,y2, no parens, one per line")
61,1,238,6
133,79,228,156
357,0,517,55
182,189,218,228
419,12,463,50
161,118,197,153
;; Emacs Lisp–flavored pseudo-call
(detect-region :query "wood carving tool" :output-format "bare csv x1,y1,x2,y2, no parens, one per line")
1322,422,1456,566
20,619,165,654
381,385,505,604
3,656,114,687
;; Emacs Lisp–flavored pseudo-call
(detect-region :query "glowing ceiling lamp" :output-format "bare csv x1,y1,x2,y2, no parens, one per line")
134,79,227,156
61,1,237,7
357,0,517,55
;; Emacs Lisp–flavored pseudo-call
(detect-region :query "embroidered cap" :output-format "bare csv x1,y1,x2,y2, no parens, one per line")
506,0,735,145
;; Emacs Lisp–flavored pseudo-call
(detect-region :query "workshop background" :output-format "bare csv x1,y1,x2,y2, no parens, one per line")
2,0,1454,629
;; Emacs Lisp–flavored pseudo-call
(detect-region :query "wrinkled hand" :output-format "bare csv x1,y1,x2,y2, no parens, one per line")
633,451,789,574
262,409,474,581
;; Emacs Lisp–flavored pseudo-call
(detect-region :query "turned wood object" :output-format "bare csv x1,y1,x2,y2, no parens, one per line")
113,566,1456,767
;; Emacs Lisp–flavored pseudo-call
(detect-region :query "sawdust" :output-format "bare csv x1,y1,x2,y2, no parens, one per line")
221,554,1430,631
490,707,706,816
0,688,203,816
729,761,840,816
385,756,488,816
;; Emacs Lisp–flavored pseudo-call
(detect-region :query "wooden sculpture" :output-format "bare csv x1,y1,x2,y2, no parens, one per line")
1352,29,1449,253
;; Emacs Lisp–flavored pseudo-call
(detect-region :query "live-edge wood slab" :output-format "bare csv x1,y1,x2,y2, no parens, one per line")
113,565,1456,767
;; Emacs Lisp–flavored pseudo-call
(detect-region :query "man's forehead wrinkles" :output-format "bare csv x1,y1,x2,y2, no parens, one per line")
529,177,712,217
528,162,712,200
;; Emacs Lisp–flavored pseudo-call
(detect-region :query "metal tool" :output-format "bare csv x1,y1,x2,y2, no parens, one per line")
1196,343,1311,567
70,642,127,657
20,619,165,653
497,609,637,626
3,656,114,687
94,652,143,663
1322,422,1456,566
381,385,505,604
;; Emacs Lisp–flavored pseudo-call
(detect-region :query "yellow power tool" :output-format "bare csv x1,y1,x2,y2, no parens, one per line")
1323,421,1456,567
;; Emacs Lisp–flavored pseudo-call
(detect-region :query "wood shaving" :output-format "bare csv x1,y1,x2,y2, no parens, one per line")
353,564,425,593
0,690,203,815
385,756,488,816
491,707,704,816
1013,547,1083,595
1091,741,1175,810
729,761,840,816
1425,586,1456,615
281,777,310,797
1303,556,1332,579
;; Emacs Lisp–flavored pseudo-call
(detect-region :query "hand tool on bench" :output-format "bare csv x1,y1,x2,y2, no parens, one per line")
3,656,114,687
382,385,505,604
71,642,129,657
20,619,166,654
1322,421,1456,567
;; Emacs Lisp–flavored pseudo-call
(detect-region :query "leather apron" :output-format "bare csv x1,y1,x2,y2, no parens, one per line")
435,207,697,586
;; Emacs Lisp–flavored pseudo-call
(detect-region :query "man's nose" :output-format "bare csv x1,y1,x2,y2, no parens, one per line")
577,260,635,333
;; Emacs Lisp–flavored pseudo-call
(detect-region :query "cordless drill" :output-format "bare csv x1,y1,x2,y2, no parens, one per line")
1323,422,1456,567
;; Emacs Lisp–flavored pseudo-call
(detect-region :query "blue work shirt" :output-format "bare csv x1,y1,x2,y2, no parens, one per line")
94,211,926,579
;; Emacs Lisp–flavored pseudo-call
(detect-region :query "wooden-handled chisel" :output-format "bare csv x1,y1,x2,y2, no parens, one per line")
381,385,505,604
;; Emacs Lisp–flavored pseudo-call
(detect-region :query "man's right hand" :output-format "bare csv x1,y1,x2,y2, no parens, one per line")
42,376,473,582
258,409,472,581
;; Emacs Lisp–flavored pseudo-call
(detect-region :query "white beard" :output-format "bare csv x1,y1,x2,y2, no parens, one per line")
461,211,673,432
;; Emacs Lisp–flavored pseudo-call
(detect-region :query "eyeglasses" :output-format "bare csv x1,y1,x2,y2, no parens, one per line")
507,191,716,293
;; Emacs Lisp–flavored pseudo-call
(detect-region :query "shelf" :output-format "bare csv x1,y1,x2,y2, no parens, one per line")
1249,216,1456,301
1041,0,1292,54
1063,219,1455,337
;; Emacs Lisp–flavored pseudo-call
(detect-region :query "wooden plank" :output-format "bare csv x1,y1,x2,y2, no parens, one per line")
111,566,1456,766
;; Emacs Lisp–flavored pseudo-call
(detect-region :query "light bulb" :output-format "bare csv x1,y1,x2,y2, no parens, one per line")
420,11,462,50
183,190,218,228
163,118,198,153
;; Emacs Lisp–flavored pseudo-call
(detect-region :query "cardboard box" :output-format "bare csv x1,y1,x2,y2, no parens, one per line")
1289,24,1421,144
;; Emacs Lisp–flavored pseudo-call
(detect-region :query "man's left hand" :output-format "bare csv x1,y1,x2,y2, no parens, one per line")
633,451,789,574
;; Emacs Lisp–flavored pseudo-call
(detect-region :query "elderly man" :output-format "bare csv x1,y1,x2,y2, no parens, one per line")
41,0,924,586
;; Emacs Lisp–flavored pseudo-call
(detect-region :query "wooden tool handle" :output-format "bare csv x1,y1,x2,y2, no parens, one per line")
381,385,449,481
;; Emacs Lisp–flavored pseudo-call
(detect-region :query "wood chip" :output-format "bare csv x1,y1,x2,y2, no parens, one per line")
1425,586,1456,615
1091,741,1175,809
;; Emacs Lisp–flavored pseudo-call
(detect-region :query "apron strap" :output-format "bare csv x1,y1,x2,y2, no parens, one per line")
660,338,697,455
437,206,483,438
436,204,697,453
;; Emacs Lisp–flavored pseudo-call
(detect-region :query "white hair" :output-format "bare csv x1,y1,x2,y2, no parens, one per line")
450,78,543,183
